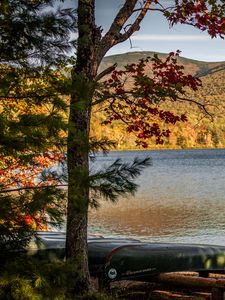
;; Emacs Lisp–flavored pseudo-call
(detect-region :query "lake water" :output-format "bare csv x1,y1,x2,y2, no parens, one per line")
88,149,225,245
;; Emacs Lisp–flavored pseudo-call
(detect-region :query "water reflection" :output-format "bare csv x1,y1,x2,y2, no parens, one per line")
88,149,225,245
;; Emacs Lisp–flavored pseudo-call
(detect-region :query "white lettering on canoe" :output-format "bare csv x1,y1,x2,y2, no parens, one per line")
122,267,157,276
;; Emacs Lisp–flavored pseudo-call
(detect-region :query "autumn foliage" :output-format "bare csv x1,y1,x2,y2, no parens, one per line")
0,153,64,190
0,93,66,237
1,0,224,190
167,0,225,38
0,0,225,252
100,51,201,147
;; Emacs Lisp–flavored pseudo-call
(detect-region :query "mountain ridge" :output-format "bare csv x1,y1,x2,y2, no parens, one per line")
93,51,225,150
100,51,225,78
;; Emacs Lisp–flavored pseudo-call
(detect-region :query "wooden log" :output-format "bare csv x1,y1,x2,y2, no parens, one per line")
158,273,225,290
210,273,225,279
192,292,211,300
150,290,210,300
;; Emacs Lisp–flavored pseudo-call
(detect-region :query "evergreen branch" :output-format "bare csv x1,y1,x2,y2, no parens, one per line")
0,1,76,67
89,137,117,155
89,157,151,205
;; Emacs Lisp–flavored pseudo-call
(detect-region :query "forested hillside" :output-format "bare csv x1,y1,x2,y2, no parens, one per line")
99,51,225,78
91,52,225,150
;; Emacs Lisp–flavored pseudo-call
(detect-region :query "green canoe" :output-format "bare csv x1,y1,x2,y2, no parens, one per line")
28,231,225,283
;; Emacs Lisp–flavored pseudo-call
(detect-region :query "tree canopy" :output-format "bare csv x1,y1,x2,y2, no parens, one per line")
0,0,75,247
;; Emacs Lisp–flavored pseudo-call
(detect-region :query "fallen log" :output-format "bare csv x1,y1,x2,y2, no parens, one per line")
150,290,210,300
157,273,225,300
158,273,225,289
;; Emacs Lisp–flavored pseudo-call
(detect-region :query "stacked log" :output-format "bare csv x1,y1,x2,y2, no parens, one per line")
150,272,225,300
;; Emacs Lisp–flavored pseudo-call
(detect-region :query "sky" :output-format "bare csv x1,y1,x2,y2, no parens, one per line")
63,0,225,62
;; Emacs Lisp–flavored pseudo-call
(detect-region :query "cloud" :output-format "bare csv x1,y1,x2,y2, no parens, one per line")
131,34,210,41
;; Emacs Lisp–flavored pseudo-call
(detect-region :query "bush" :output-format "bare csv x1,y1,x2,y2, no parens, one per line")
0,255,116,300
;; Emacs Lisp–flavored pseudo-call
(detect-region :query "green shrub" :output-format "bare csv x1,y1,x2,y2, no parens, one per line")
0,255,118,300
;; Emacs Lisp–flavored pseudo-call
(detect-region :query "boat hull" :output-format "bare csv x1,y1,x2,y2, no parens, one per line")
103,242,225,282
22,232,225,282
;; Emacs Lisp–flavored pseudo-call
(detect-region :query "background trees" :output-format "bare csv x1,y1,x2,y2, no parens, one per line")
92,52,225,150
0,0,75,248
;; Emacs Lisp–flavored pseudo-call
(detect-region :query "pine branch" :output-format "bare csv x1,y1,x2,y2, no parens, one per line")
89,137,117,156
89,157,151,206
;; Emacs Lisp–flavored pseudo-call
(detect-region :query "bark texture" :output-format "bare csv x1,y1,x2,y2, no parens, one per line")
66,0,152,293
66,0,96,292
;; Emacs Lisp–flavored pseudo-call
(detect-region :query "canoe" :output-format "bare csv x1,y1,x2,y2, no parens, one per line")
27,231,225,283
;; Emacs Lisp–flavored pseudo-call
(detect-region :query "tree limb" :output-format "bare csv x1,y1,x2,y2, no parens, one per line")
95,63,117,81
0,94,58,99
98,0,153,59
177,96,213,120
0,184,68,194
116,0,153,44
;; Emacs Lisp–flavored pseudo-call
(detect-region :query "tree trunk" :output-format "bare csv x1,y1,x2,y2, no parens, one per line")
66,0,98,294
66,0,144,294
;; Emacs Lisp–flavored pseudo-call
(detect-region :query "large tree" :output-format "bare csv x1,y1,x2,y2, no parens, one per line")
68,0,225,292
0,0,151,291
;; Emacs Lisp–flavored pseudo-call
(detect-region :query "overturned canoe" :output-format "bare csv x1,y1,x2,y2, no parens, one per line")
28,231,225,283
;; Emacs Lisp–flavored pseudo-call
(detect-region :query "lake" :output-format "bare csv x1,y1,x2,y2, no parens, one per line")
88,148,225,245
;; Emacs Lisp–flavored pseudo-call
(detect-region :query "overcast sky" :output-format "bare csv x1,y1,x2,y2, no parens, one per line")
63,0,225,62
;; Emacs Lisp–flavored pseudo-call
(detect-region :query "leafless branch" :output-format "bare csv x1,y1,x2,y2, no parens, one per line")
115,0,153,44
95,63,117,81
109,101,130,125
92,89,133,106
177,96,214,120
0,94,58,99
98,0,153,59
0,184,68,194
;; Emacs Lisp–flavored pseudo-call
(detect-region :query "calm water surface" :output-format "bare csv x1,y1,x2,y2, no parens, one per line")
88,149,225,245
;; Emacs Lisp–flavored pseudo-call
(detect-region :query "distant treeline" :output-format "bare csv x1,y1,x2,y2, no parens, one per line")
91,68,225,150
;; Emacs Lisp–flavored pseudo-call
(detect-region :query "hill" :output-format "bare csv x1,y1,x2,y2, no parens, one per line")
91,52,225,150
100,51,225,78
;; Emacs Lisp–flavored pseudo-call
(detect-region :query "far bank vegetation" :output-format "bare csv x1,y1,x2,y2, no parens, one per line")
91,62,225,150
